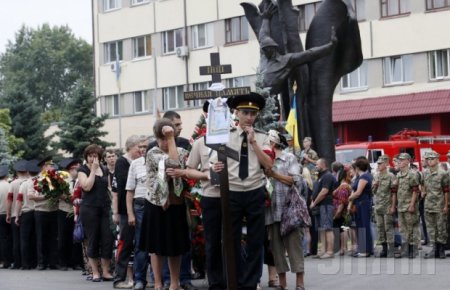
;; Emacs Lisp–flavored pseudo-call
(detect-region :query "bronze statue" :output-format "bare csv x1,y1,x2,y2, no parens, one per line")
242,0,363,162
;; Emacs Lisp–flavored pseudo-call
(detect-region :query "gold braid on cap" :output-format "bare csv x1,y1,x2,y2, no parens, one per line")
236,101,259,110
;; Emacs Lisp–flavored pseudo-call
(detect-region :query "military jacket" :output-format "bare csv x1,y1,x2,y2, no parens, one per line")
373,171,396,214
423,168,450,213
396,169,420,212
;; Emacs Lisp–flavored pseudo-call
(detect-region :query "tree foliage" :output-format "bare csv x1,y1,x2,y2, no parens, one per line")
0,108,24,158
0,24,93,116
56,79,114,159
3,90,50,160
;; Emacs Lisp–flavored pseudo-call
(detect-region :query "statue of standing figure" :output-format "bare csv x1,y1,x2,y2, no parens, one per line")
242,0,363,162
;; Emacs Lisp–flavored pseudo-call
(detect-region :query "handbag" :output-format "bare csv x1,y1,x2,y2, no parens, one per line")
73,216,84,243
280,185,312,237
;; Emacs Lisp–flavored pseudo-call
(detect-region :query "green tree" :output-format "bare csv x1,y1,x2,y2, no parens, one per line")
0,108,24,158
0,24,92,118
56,79,114,159
254,71,281,132
0,128,14,166
2,90,50,160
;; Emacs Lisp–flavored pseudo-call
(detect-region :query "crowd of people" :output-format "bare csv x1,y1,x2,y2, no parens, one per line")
1,91,450,290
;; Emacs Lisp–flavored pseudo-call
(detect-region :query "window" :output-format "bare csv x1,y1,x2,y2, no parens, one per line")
225,16,249,43
104,0,120,11
192,23,214,49
105,95,120,116
341,61,368,91
350,0,366,21
187,82,208,108
383,55,413,85
298,2,322,32
163,86,185,110
131,0,149,5
104,41,123,63
133,91,150,113
429,49,450,80
426,0,450,10
133,35,152,58
225,76,251,88
162,29,183,54
380,0,409,17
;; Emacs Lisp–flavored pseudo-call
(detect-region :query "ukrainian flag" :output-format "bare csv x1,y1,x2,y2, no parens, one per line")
285,97,300,149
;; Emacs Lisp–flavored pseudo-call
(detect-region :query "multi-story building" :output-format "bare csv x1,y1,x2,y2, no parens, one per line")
93,0,450,148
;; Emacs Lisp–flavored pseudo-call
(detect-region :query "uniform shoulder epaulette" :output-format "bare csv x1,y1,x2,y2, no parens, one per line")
254,128,266,134
230,128,237,132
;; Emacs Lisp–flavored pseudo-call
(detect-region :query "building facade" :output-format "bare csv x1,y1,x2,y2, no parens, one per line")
93,0,450,148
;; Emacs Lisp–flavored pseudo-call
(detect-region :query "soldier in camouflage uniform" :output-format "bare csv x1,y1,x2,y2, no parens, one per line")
372,155,397,258
423,151,449,259
395,153,420,259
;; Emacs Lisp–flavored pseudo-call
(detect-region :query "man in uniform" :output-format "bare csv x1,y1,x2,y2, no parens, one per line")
423,151,449,259
15,160,39,270
212,92,273,290
0,164,13,268
299,137,319,178
28,156,59,270
6,159,29,269
372,155,397,258
395,153,420,259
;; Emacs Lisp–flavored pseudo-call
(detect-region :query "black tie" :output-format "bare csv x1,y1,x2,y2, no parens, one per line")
239,133,249,180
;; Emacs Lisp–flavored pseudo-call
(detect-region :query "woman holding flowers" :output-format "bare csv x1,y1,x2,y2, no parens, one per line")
140,119,190,290
78,144,114,282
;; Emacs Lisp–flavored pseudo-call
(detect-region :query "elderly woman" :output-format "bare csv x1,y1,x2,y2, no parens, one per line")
265,130,306,290
140,119,190,290
348,156,374,257
78,144,114,282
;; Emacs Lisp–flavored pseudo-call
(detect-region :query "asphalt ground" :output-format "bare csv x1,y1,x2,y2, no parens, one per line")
1,246,449,290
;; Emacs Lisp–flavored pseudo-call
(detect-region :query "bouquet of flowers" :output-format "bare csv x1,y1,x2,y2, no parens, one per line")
33,169,70,207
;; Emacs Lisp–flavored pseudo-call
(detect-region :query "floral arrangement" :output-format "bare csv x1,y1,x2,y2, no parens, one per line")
183,179,205,275
33,169,70,206
189,113,207,144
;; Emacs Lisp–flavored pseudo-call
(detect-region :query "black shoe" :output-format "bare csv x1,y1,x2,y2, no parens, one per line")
37,264,46,271
378,243,387,258
60,266,68,271
72,265,83,271
438,243,446,259
181,283,198,290
49,265,59,270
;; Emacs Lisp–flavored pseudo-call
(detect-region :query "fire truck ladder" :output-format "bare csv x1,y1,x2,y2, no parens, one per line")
416,136,450,144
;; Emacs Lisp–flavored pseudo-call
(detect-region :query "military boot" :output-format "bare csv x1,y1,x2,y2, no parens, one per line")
435,243,440,258
395,243,407,258
379,243,387,258
424,243,436,259
439,243,446,259
408,244,416,259
387,243,395,258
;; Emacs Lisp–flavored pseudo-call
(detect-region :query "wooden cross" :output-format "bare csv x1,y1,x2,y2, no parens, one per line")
184,52,245,290
183,52,251,100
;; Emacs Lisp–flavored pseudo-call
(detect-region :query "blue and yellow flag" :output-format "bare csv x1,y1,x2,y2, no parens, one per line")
285,97,300,149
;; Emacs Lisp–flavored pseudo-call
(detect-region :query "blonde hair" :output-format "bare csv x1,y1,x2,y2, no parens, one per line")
302,166,314,191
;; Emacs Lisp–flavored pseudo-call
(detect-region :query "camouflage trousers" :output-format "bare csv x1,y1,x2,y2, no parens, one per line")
398,211,419,245
425,211,448,244
375,213,394,244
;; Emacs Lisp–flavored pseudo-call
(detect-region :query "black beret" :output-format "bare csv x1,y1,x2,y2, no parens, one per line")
27,160,40,173
13,160,28,172
0,165,8,178
59,158,81,170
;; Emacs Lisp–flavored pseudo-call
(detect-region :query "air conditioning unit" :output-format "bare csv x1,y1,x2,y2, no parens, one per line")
176,46,189,58
110,62,117,72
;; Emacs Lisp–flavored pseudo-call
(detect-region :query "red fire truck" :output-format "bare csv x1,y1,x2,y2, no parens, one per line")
335,130,450,170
